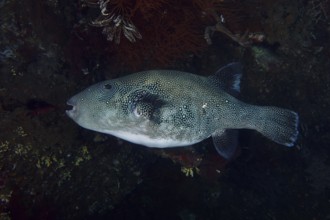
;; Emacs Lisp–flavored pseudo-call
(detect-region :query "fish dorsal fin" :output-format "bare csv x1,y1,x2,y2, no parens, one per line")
207,62,242,97
212,129,239,160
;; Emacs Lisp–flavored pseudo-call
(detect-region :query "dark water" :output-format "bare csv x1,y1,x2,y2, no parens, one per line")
0,0,329,219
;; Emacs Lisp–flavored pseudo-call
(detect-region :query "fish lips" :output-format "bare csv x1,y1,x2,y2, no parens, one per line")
66,98,77,119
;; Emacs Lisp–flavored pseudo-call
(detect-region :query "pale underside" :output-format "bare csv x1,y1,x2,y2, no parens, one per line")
104,129,201,148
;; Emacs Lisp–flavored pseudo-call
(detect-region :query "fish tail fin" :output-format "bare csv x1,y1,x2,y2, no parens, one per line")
252,106,299,147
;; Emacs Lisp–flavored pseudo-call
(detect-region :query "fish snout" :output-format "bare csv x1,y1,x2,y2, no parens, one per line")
66,98,77,119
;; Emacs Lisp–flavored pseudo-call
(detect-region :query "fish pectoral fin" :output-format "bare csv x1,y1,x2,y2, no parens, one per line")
212,129,239,160
129,89,166,123
134,102,154,119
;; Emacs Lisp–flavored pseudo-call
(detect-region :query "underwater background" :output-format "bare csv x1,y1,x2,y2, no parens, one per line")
0,0,329,219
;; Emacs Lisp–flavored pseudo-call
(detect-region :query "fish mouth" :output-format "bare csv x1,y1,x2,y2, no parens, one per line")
66,98,77,118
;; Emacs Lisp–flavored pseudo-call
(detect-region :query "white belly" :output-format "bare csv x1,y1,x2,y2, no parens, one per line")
104,130,196,148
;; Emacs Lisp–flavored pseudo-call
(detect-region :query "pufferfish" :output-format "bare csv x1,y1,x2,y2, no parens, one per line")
66,63,299,159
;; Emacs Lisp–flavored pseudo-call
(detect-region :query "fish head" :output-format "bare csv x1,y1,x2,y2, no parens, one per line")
66,80,128,133
66,78,166,140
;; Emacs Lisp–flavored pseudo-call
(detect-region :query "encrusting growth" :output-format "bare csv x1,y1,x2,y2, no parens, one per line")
82,0,266,70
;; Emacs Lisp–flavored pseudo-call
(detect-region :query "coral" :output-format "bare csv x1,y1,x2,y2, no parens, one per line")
81,0,267,71
83,0,210,70
306,0,330,25
181,166,200,177
91,0,142,43
203,0,266,46
113,1,206,69
204,8,266,47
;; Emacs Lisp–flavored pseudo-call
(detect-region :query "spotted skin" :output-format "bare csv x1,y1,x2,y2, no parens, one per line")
66,63,299,158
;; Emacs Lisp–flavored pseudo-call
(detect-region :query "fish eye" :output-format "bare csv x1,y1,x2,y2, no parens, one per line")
104,84,112,90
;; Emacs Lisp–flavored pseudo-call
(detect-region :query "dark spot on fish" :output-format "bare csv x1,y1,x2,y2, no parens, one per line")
104,84,112,90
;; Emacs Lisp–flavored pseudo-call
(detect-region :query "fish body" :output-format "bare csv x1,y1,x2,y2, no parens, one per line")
66,63,299,159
